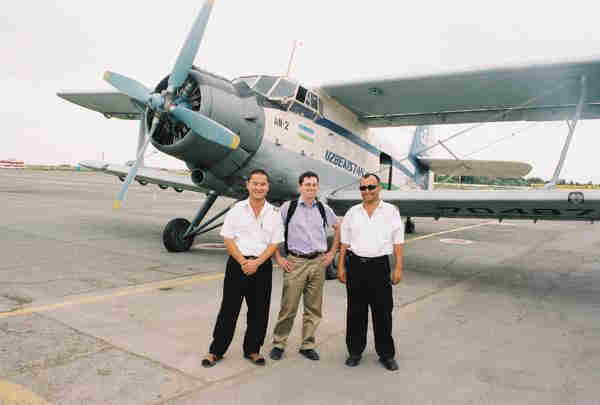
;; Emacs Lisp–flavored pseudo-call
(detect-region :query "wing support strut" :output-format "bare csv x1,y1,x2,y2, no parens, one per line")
546,75,587,188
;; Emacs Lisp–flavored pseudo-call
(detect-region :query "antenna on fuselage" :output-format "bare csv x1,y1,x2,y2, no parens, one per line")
285,40,303,78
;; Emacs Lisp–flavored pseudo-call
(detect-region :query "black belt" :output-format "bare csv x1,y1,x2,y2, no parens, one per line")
348,252,387,264
289,251,323,260
244,255,258,259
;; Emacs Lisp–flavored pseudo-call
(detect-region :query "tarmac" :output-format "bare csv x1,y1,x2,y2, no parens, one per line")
1,169,600,405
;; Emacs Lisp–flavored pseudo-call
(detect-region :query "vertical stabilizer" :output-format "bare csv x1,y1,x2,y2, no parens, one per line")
408,126,437,190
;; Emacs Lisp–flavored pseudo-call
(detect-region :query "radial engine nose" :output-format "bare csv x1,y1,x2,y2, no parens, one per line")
151,72,265,178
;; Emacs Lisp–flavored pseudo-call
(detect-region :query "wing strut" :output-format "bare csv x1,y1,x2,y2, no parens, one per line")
546,75,587,188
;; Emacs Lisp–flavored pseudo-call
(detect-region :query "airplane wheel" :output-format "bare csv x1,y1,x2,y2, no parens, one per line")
119,176,125,182
163,218,194,252
138,180,148,186
158,184,169,190
405,218,415,234
174,187,184,193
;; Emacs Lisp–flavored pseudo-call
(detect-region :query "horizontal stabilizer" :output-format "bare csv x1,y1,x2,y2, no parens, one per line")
79,160,206,193
57,91,142,120
327,189,600,221
418,158,532,178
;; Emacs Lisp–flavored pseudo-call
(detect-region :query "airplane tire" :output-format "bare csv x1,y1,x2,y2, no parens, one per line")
158,184,169,190
405,218,415,234
119,176,125,182
163,218,194,252
174,187,184,193
138,180,148,186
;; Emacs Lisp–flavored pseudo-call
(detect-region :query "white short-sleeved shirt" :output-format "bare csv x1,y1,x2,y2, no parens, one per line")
341,201,404,258
220,199,284,257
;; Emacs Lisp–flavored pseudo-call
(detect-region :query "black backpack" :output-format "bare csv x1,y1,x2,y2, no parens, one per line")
284,199,328,254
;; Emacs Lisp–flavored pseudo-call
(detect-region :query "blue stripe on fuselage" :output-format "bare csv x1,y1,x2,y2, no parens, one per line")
315,116,416,180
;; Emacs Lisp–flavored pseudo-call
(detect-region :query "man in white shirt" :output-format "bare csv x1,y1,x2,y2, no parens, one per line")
202,169,284,368
338,172,404,371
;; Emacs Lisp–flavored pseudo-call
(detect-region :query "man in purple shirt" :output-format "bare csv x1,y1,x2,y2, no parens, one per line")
270,171,340,361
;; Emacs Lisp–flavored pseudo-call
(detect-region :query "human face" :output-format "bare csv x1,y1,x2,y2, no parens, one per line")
359,175,380,204
299,176,319,203
246,173,269,201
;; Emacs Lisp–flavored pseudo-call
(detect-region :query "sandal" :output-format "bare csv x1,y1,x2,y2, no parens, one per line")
244,353,266,366
201,353,222,368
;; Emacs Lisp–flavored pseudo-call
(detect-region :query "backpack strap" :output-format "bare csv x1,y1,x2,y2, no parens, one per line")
315,200,328,230
284,199,299,254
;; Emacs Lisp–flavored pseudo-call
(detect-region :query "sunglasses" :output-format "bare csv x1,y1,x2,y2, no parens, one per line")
359,185,378,191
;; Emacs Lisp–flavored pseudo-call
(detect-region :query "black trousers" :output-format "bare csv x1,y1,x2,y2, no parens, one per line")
209,256,273,356
345,253,395,359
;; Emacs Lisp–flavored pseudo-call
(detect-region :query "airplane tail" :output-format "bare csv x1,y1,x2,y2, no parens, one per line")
407,126,437,190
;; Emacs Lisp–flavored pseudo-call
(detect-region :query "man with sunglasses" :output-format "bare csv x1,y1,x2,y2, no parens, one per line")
270,171,339,362
338,172,404,371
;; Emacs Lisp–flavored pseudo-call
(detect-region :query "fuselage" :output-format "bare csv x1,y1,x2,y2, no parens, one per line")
149,69,430,203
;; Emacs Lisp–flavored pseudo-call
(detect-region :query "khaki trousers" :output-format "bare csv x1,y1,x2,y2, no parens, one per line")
272,255,325,350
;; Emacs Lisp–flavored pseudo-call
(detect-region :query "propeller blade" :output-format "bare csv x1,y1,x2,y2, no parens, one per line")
169,106,240,150
168,0,215,90
104,71,151,105
113,116,159,209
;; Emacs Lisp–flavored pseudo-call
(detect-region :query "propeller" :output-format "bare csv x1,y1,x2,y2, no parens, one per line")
113,116,159,209
169,0,215,90
103,0,239,208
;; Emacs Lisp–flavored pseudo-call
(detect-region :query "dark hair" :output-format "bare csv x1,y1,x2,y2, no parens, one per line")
248,169,270,182
298,171,319,185
362,172,381,183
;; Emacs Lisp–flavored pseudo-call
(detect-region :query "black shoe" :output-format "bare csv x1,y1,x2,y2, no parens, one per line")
345,355,361,367
270,347,284,360
379,357,399,371
299,348,320,361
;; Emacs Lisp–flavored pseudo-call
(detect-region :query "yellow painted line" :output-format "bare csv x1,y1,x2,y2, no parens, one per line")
0,380,51,404
0,221,493,320
406,220,495,243
0,273,224,319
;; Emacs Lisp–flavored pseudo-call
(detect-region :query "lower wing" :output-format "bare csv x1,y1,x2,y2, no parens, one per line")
80,160,207,193
327,189,599,221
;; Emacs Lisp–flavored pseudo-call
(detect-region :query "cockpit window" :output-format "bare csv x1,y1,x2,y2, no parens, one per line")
253,76,278,95
269,79,297,99
296,86,307,103
306,92,319,111
237,76,258,88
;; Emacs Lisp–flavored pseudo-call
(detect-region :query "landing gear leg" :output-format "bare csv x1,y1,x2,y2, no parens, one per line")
405,217,415,234
162,191,231,252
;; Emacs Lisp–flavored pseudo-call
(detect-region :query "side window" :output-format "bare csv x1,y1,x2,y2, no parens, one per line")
306,92,319,111
296,86,307,103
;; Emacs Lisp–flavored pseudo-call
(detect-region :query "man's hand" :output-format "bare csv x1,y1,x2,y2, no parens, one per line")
277,257,294,273
321,251,335,268
391,267,403,285
242,259,260,275
337,267,346,284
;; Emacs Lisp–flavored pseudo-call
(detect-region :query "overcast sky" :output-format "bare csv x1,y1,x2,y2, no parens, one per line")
3,0,600,182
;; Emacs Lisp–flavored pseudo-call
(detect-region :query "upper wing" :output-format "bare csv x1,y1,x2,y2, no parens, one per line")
327,189,600,221
57,91,142,120
320,57,600,127
80,160,207,193
418,159,532,178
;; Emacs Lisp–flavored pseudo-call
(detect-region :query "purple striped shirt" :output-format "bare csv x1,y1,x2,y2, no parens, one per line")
281,199,338,254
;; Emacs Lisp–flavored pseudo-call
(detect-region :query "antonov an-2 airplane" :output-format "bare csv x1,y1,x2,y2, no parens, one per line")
58,0,600,253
